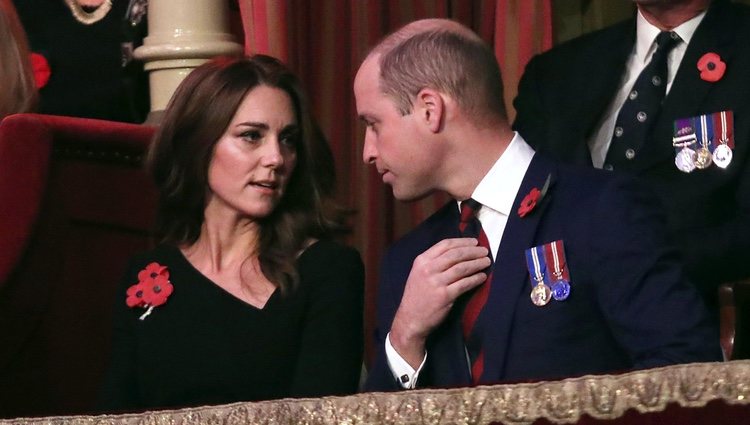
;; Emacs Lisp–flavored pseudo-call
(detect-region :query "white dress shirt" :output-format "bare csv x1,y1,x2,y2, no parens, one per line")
385,132,536,388
588,9,706,168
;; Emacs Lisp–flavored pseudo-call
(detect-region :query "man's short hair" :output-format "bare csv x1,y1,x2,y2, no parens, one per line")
376,24,507,123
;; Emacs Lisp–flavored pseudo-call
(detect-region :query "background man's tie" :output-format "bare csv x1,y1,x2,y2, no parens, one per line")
604,31,681,169
458,199,493,384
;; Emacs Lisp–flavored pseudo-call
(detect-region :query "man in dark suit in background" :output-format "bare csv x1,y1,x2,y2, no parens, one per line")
513,0,750,314
355,18,720,391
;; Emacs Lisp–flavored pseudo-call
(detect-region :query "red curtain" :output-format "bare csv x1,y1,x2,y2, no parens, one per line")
237,0,552,364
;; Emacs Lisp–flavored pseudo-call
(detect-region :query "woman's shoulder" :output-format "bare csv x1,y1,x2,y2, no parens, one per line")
298,239,362,264
296,239,364,297
297,239,364,280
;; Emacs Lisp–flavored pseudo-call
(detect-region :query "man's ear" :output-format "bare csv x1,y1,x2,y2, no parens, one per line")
415,88,444,133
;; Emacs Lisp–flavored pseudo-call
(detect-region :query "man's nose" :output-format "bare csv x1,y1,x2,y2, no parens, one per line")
362,131,377,164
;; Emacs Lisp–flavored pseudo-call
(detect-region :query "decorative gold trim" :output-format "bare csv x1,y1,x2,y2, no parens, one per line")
63,0,113,25
1,361,749,425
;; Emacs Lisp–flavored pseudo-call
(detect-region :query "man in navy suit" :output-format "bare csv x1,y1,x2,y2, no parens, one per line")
354,18,721,391
514,0,750,314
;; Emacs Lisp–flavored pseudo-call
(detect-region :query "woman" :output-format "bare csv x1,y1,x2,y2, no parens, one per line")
0,0,37,119
99,55,364,411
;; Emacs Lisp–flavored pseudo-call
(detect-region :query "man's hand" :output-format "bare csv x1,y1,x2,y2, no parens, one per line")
390,238,491,368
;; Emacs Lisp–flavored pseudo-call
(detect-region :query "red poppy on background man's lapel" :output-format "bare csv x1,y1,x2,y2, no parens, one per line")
697,52,726,82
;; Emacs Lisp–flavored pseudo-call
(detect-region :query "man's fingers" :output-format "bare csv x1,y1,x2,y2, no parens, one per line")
417,242,489,273
423,238,482,259
444,254,490,280
446,271,488,299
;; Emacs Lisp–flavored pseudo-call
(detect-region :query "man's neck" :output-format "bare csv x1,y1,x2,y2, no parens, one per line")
443,123,513,200
637,0,711,30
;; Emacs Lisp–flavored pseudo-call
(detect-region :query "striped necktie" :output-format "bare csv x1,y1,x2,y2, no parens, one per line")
458,199,493,384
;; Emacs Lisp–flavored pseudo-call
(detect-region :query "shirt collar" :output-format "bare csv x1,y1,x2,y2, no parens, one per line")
464,132,535,216
635,8,706,64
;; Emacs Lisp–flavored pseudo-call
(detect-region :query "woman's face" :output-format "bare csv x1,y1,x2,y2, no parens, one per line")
205,84,299,221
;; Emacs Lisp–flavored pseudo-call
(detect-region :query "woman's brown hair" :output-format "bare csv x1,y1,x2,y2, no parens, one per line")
148,55,348,293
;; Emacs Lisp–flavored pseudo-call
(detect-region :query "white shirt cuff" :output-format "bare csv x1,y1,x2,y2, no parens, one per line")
385,332,427,389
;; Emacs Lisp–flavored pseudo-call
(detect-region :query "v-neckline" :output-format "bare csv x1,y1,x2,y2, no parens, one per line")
171,246,279,311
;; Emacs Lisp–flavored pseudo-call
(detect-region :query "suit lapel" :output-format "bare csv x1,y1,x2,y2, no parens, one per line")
476,155,557,382
638,0,736,172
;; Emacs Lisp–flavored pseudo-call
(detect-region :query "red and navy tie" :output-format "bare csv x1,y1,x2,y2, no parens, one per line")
458,199,493,384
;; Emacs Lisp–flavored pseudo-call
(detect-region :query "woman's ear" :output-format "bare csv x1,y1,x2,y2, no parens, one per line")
415,88,444,133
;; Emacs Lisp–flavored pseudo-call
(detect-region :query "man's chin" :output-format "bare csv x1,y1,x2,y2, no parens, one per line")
390,185,435,202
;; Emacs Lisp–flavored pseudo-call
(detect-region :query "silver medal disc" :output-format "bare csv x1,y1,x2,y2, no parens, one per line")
712,144,733,169
675,147,696,173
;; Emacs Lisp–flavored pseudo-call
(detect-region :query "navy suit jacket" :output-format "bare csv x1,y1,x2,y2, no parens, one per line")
513,0,750,309
365,154,721,391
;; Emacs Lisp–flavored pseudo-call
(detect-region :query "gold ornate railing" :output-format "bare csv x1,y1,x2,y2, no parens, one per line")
3,361,749,425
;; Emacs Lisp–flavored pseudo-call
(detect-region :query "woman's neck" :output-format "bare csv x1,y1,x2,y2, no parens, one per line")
183,211,261,274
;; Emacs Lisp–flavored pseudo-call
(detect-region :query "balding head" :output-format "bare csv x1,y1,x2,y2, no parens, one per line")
369,18,482,58
364,18,507,125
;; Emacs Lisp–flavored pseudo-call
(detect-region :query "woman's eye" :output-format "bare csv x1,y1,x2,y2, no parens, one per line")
279,129,300,149
280,134,298,148
241,130,262,142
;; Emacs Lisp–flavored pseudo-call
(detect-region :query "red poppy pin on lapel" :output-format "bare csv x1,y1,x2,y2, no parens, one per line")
697,52,726,82
126,262,174,320
518,188,541,218
518,174,552,218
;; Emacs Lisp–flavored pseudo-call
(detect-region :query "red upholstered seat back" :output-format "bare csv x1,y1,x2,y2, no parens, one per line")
0,114,157,418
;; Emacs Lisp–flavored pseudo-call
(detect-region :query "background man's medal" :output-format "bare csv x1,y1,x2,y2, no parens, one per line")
694,147,712,169
713,142,732,168
675,147,696,173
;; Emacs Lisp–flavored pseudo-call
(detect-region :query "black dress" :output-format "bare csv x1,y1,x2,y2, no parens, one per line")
99,240,364,412
13,0,149,123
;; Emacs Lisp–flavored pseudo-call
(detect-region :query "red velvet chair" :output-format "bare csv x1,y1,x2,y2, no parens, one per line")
0,114,157,418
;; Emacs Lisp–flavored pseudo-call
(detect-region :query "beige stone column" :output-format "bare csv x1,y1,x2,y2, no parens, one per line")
134,0,243,121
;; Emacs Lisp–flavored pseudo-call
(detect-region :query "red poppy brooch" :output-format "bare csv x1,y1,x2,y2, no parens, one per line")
518,174,552,218
697,52,726,83
126,262,173,320
518,188,541,217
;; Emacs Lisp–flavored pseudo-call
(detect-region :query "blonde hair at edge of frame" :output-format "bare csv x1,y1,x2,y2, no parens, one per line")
0,0,37,119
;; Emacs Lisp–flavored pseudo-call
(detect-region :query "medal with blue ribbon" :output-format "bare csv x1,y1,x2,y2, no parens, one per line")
525,245,551,306
694,113,714,169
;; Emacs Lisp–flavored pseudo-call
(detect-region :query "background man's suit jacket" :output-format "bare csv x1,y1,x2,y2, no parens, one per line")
365,155,721,391
513,0,750,310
